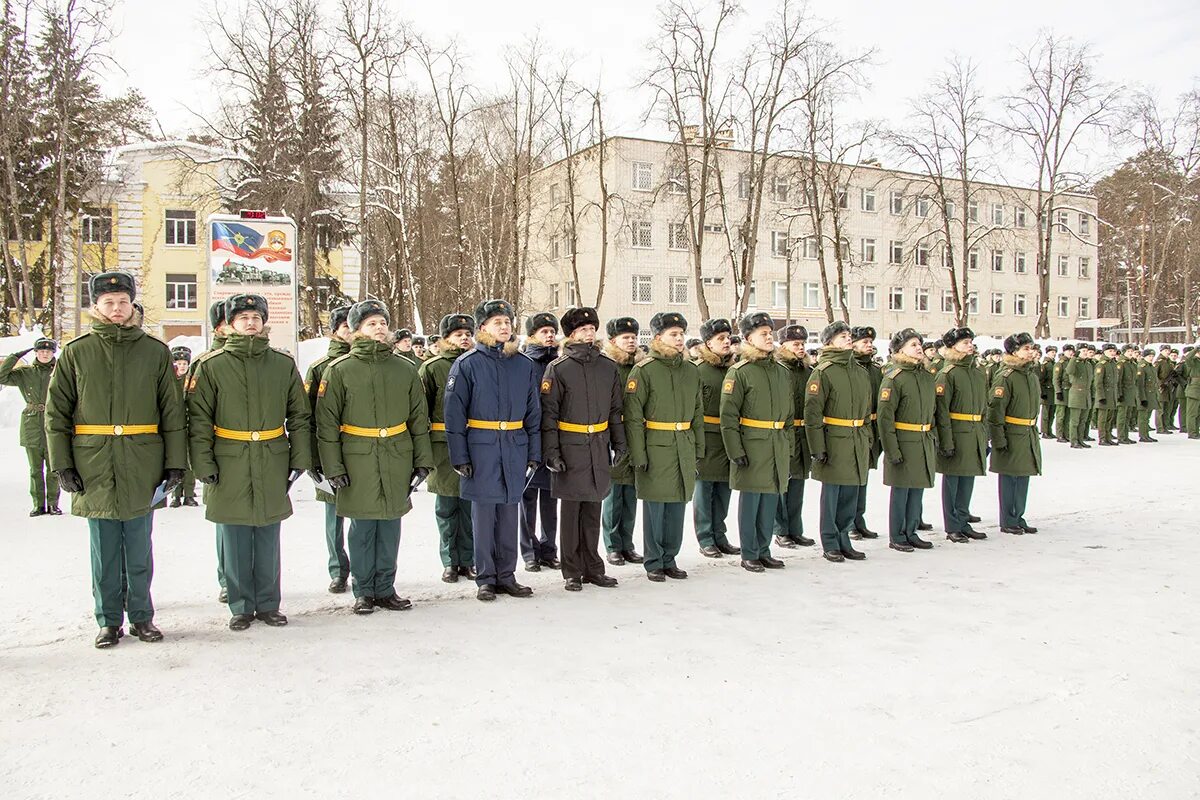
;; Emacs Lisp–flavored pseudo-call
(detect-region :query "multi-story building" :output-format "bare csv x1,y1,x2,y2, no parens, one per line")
524,136,1099,342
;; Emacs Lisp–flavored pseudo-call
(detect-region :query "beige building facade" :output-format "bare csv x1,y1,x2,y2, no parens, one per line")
524,136,1099,343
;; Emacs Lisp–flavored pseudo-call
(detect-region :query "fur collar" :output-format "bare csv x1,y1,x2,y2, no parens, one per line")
889,352,922,367
695,343,733,367
775,347,806,366
738,343,773,362
649,338,684,359
351,330,395,345
1002,353,1026,368
940,346,972,364
476,328,520,356
603,340,638,365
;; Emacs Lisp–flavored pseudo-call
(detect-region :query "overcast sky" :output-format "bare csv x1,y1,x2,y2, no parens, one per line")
104,0,1197,181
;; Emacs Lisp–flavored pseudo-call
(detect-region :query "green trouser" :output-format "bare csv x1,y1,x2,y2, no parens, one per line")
853,480,872,531
1182,396,1192,432
324,502,349,579
217,522,282,615
89,514,154,627
216,528,226,590
434,494,474,568
1054,403,1068,439
774,477,806,538
889,486,925,545
24,444,60,510
171,467,196,500
819,483,859,554
737,491,779,561
602,482,637,554
1156,398,1173,432
1097,407,1116,443
940,474,976,533
1117,406,1136,441
693,480,733,548
1138,408,1153,439
641,501,685,572
1068,407,1089,445
1187,397,1200,436
998,474,1031,528
348,518,402,599
1040,403,1055,436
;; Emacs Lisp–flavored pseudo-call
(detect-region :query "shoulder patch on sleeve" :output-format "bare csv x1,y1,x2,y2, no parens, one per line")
446,375,456,392
808,379,820,394
880,387,891,401
304,380,311,393
626,378,638,393
722,378,735,394
186,376,198,394
540,378,552,394
994,385,1005,397
317,380,327,398
936,383,945,395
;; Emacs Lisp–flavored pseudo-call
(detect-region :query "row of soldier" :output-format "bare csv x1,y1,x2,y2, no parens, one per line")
25,270,1199,648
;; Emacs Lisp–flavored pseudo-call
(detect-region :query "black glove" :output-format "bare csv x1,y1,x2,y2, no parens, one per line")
993,442,1008,453
57,468,84,493
409,467,430,491
1140,400,1148,408
611,448,628,462
198,473,218,485
307,469,323,482
453,463,473,479
526,461,539,473
15,347,32,358
635,461,649,472
732,455,749,467
888,454,904,465
1098,398,1107,406
162,468,184,493
1055,392,1064,403
812,451,829,465
546,457,566,473
939,447,956,459
328,474,351,490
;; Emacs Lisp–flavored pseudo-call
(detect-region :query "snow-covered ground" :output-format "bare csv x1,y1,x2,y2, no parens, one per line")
1,429,1197,799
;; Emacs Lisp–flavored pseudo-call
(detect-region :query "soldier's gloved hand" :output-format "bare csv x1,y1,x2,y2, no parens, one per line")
993,441,1008,453
1055,392,1064,403
939,447,956,459
611,447,628,462
307,469,323,482
732,455,749,467
15,347,32,358
526,461,539,473
1098,398,1107,406
1141,400,1148,408
162,469,184,493
546,457,566,473
198,473,219,485
327,474,351,490
57,468,84,493
811,451,829,465
412,467,431,482
888,454,904,465
453,463,473,479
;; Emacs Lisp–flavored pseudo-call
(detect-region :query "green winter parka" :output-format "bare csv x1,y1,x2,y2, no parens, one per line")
1064,356,1094,409
305,337,351,502
694,344,734,482
1117,356,1140,408
1137,359,1159,411
186,332,312,526
933,349,988,477
857,352,883,468
775,347,812,479
987,354,1042,477
719,344,792,494
45,322,187,520
316,337,433,519
0,351,55,447
418,343,467,497
1182,350,1200,400
1093,356,1118,408
877,353,937,489
803,347,872,486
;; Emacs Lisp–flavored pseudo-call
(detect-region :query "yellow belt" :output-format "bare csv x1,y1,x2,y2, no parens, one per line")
1004,416,1036,426
467,419,524,431
793,419,805,427
340,423,408,438
703,415,721,425
214,425,284,442
894,422,932,432
557,420,608,434
645,420,691,431
740,417,786,429
430,422,446,432
949,413,983,422
73,424,159,436
822,417,864,427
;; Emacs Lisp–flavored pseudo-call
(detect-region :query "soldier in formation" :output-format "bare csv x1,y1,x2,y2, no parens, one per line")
519,312,561,571
692,317,739,558
600,318,644,566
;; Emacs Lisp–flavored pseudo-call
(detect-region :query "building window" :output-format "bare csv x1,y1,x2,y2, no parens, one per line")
1015,251,1027,274
941,289,955,313
737,172,752,199
549,183,560,206
1079,257,1090,279
965,292,978,315
770,230,788,257
702,276,725,287
888,287,904,311
81,207,113,244
861,285,876,311
945,199,956,219
802,237,819,259
1080,214,1091,237
990,292,1003,315
631,275,652,304
631,221,652,249
861,188,876,212
835,187,848,209
1015,207,1028,228
563,234,575,257
549,283,560,307
666,166,687,194
991,204,1005,226
632,161,652,191
771,175,790,203
1057,254,1070,277
78,272,97,306
803,281,821,309
566,281,578,305
1079,297,1090,318
861,238,876,263
916,244,930,267
839,237,850,261
991,249,1004,272
914,287,929,312
968,247,979,271
550,235,561,259
889,240,903,265
1013,293,1027,315
668,276,688,305
967,200,979,223
772,281,787,308
668,222,689,251
889,190,903,215
832,283,848,309
1057,296,1069,318
165,273,198,310
165,210,197,246
1055,210,1069,233
915,196,931,218
747,280,757,307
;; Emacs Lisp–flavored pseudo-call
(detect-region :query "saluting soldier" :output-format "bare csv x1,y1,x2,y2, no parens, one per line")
46,271,186,648
519,311,561,571
720,311,792,572
168,346,198,507
419,313,477,583
692,317,739,558
316,300,433,614
539,307,625,592
933,327,988,542
445,299,541,602
624,312,704,582
304,304,352,593
988,333,1042,535
850,326,881,540
805,321,872,563
773,324,814,549
600,317,644,566
1038,346,1058,439
1064,344,1095,448
1136,348,1159,443
1051,344,1074,443
1,336,62,515
1182,346,1200,439
1116,344,1141,444
187,293,312,631
393,328,419,367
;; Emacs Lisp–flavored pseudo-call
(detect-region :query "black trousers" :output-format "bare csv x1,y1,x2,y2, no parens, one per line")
519,486,558,563
559,500,605,580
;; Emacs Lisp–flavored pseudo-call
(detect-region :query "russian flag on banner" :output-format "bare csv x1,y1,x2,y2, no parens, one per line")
212,222,264,259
